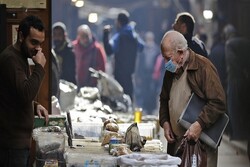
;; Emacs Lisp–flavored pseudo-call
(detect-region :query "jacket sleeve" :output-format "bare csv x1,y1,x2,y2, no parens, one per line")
192,58,226,129
95,44,106,72
103,31,113,56
137,35,145,52
159,71,174,127
5,56,45,105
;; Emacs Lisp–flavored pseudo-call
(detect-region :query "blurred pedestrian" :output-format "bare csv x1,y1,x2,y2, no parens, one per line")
51,49,60,98
208,31,227,93
52,22,76,84
134,31,160,115
159,30,226,167
103,11,144,100
73,24,106,90
0,15,49,167
224,24,250,160
172,12,208,57
152,54,165,96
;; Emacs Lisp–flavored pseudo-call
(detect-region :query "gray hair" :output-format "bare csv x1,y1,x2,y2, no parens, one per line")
77,24,92,35
77,24,93,41
161,30,188,51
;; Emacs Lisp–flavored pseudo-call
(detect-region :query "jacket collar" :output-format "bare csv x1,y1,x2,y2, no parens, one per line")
187,48,199,71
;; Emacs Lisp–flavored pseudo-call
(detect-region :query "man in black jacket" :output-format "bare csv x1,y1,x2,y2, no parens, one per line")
172,12,208,57
52,22,76,84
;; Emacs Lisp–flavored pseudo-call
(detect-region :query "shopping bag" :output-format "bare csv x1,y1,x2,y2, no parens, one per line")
175,137,207,167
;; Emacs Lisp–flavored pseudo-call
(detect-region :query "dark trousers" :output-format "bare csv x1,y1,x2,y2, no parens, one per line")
0,148,30,167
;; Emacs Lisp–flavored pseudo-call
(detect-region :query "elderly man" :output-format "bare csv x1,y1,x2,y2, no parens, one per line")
159,30,226,167
72,24,106,91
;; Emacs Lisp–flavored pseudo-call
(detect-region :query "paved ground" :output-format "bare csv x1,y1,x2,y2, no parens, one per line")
218,135,249,167
159,128,249,167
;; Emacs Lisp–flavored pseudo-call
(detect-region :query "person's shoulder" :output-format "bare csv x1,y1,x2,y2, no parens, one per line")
120,25,133,34
0,45,21,68
196,53,217,72
226,36,250,47
93,40,103,48
190,36,207,56
192,36,206,49
189,50,211,68
1,45,13,53
192,36,202,43
193,51,209,63
65,42,74,53
0,45,17,59
66,40,73,48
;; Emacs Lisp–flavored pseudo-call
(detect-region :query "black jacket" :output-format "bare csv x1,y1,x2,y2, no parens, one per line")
184,34,208,57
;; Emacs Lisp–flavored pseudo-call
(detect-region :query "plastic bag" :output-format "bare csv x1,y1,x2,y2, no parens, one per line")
175,137,207,167
125,123,145,151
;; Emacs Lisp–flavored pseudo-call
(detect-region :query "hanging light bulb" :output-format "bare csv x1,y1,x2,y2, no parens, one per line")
203,10,213,20
75,0,84,8
88,13,98,23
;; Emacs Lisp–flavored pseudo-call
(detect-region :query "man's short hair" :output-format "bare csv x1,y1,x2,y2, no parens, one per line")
18,15,44,39
117,11,130,26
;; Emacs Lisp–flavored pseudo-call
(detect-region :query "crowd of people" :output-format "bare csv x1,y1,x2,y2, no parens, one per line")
52,11,211,117
51,10,250,165
51,13,250,162
0,9,249,166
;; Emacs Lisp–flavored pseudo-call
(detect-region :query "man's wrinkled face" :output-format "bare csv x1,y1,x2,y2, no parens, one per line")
77,31,90,47
20,27,45,58
161,38,185,71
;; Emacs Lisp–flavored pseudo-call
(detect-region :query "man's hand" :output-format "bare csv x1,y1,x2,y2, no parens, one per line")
163,121,176,143
103,25,112,33
36,104,49,125
184,121,202,142
32,48,46,67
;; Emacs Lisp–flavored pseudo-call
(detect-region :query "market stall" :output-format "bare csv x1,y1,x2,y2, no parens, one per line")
32,73,181,166
32,124,181,167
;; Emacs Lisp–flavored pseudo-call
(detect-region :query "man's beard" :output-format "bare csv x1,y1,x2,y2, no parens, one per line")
54,40,64,49
20,42,37,58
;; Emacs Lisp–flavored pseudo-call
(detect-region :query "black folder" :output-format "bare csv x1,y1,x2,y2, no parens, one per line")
178,93,229,149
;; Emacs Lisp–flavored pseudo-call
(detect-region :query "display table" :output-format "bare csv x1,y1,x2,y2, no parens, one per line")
65,138,119,166
32,128,181,167
65,145,117,166
63,138,181,167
